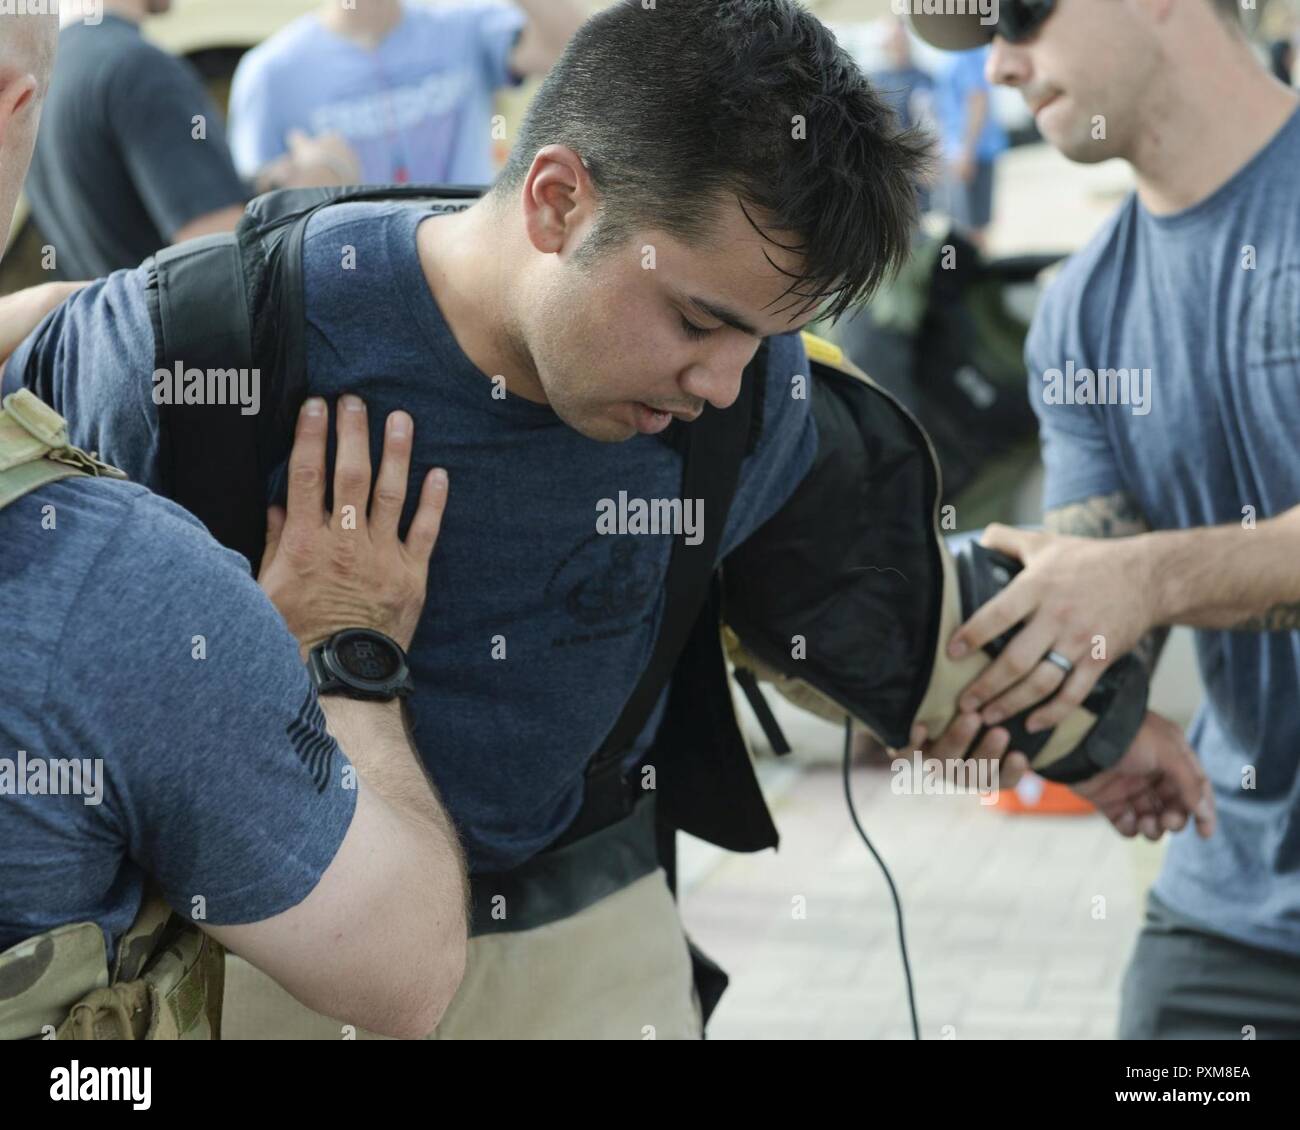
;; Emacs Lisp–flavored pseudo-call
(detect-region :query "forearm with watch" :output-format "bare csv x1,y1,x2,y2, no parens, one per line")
305,630,450,842
258,392,457,847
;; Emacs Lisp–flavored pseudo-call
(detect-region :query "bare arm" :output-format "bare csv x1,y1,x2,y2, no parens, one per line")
208,397,467,1039
1040,491,1300,633
251,131,363,196
1140,503,1300,631
0,281,87,368
171,204,247,245
210,696,466,1040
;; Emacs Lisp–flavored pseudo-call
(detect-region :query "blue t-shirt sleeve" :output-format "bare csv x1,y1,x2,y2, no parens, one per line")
227,49,289,179
719,332,818,560
1026,286,1127,511
46,492,356,925
2,267,162,491
474,2,529,89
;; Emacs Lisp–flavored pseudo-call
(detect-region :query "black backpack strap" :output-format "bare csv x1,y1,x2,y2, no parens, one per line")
243,182,485,233
244,186,486,534
145,184,484,570
272,210,313,430
265,184,486,495
732,666,792,755
145,233,265,565
549,344,766,848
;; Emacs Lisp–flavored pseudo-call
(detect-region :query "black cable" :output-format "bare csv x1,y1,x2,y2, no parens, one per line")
841,716,920,1040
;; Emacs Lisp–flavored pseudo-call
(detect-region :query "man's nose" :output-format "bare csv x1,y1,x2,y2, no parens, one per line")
680,360,746,412
986,37,1030,88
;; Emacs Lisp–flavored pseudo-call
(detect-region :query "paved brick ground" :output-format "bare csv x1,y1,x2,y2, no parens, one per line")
678,705,1167,1041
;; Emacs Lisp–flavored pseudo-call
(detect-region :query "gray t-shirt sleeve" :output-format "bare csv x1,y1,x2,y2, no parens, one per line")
45,492,357,925
106,43,248,241
1025,284,1128,511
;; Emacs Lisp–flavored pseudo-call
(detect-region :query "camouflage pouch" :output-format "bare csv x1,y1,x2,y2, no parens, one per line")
56,889,225,1041
0,889,224,1041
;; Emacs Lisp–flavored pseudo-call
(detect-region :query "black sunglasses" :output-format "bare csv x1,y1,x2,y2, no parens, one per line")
991,0,1058,44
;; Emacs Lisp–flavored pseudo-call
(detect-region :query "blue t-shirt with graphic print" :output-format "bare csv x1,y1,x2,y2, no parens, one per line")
228,3,526,187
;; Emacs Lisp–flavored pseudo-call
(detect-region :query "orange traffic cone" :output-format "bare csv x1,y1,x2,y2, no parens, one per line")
995,770,1095,815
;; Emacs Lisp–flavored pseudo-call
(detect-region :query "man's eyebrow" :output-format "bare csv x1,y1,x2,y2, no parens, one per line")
678,291,819,339
685,294,760,337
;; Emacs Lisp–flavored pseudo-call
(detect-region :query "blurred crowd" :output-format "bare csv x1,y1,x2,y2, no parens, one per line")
16,0,585,282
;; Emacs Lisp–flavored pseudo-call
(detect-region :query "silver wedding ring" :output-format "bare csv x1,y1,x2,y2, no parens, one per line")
1045,650,1074,675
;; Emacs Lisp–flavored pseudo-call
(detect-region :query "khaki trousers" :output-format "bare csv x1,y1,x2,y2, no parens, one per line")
221,868,703,1040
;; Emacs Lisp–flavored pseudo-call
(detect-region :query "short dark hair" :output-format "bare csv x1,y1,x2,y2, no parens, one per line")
492,0,931,325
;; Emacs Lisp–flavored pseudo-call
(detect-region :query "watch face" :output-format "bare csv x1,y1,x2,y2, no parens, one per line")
336,633,401,683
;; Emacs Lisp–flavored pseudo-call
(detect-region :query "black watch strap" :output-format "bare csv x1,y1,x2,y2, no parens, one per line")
307,629,414,702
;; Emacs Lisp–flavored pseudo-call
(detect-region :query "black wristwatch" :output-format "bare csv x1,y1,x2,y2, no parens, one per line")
307,629,414,702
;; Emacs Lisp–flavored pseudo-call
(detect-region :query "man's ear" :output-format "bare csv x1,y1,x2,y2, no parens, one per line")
520,144,598,256
0,69,39,148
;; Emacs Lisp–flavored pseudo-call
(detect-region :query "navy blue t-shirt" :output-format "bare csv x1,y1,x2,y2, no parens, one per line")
5,202,818,871
1028,105,1300,957
0,477,356,963
26,14,249,280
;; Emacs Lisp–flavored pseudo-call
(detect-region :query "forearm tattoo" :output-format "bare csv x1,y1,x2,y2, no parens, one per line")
1044,491,1169,674
1044,490,1148,539
1233,603,1300,632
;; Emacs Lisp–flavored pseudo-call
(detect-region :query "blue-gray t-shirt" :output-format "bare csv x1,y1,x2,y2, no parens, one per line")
5,202,818,872
0,478,356,963
1027,105,1300,958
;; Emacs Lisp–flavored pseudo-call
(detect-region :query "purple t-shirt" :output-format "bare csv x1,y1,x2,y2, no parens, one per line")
228,3,526,187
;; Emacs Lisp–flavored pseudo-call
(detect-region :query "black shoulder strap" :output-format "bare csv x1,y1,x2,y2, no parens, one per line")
146,184,483,570
598,337,772,758
267,185,484,431
553,345,764,847
146,233,265,564
599,375,760,759
243,182,483,235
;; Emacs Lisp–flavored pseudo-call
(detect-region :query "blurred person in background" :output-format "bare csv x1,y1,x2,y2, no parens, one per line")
933,43,1007,251
228,0,586,188
25,0,359,282
870,17,937,214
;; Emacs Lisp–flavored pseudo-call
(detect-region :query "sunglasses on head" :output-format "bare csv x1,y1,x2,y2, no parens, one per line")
989,0,1058,44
